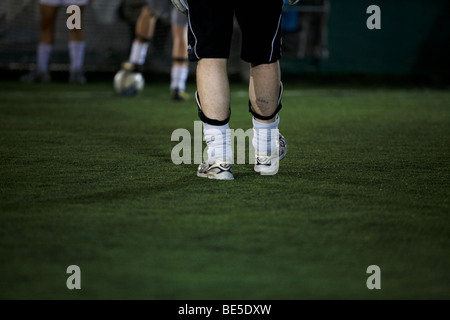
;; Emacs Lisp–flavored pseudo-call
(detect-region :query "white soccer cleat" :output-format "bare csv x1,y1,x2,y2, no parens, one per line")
254,133,287,175
197,162,234,180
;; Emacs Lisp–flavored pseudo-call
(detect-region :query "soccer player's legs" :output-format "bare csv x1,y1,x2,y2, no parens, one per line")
125,6,155,71
170,8,189,101
235,0,286,175
34,0,88,83
21,2,59,82
187,2,235,179
127,0,172,68
66,4,87,84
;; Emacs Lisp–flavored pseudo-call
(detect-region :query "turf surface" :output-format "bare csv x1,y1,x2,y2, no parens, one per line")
0,79,449,299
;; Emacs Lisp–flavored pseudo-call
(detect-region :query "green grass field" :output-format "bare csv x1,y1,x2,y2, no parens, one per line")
0,78,449,300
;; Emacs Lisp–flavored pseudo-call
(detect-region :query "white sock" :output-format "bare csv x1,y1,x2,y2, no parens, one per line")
37,43,52,73
129,41,149,65
69,41,85,72
203,122,233,164
252,115,280,157
170,65,189,91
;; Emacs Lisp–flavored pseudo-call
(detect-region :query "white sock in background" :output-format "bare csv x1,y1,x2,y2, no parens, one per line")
203,122,233,164
129,41,149,66
170,65,189,91
69,41,85,72
37,43,52,73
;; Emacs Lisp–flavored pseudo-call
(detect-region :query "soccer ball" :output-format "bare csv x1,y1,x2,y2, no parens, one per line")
113,69,145,96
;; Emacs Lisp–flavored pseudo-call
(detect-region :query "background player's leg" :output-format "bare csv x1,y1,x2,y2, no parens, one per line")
21,3,59,82
68,6,86,83
128,6,156,68
170,23,189,101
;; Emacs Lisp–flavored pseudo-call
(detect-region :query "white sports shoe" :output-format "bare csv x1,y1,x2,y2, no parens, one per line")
254,133,287,174
197,162,234,180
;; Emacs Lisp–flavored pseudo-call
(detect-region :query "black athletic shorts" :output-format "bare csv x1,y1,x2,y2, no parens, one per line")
186,0,284,65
